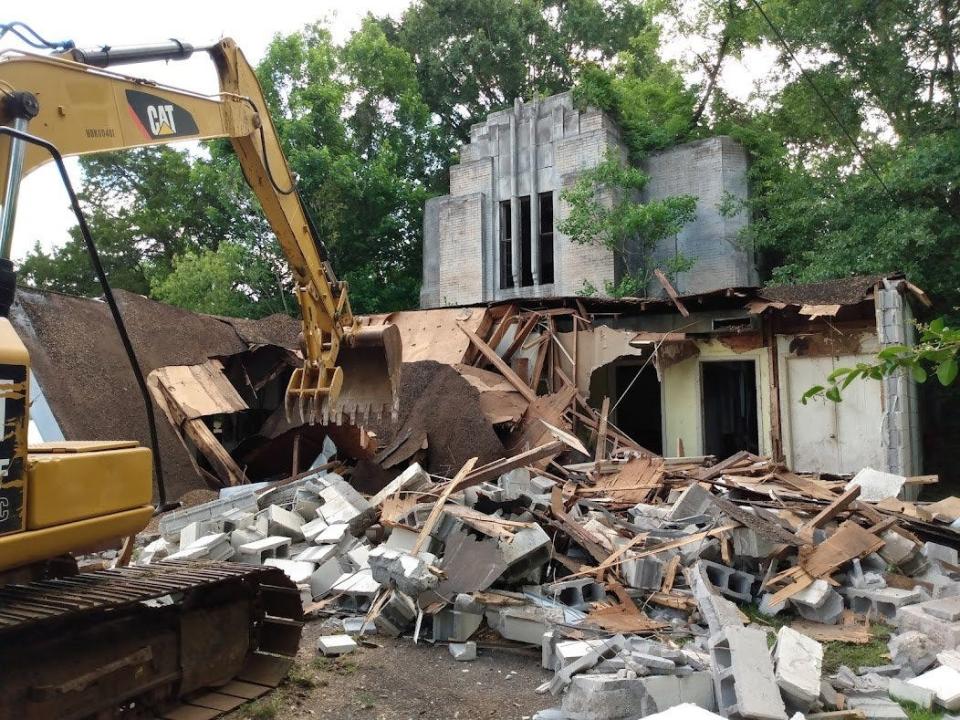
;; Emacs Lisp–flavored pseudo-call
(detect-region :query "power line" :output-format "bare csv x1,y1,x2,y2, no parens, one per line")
746,0,896,201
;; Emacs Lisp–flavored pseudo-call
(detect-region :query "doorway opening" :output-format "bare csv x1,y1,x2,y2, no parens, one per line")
613,363,663,455
701,360,759,457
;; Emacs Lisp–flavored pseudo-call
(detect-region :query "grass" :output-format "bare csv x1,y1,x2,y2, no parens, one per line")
900,701,944,720
313,656,359,675
821,622,892,674
286,662,317,689
355,690,377,709
244,697,281,720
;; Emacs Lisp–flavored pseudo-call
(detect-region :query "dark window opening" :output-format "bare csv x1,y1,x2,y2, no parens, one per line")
499,200,513,289
539,191,554,284
613,363,663,454
520,196,534,287
701,360,759,457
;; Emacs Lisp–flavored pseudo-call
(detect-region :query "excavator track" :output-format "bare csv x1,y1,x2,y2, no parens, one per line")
0,559,304,720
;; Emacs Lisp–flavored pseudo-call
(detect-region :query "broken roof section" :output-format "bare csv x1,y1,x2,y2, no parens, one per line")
12,287,299,500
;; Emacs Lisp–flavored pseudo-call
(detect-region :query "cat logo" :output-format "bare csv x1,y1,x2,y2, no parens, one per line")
147,104,177,135
125,90,200,140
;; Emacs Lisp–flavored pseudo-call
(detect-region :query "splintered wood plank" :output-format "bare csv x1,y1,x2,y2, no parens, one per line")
654,268,690,317
458,321,536,402
801,521,885,577
791,620,871,644
412,457,478,554
595,397,610,463
585,602,668,633
797,485,862,540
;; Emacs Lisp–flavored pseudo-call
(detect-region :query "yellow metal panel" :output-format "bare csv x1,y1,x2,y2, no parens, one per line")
26,447,152,529
0,505,153,572
30,440,139,453
0,318,29,536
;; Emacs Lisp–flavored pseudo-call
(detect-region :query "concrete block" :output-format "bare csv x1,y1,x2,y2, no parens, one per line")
907,666,960,710
294,486,322,519
178,532,234,561
897,597,960,651
179,521,202,549
642,705,724,720
301,516,329,543
772,626,822,708
924,541,959,567
546,578,606,609
342,616,377,636
731,528,778,559
158,492,258,538
553,639,602,670
937,648,960,672
889,676,936,710
640,673,717,714
432,608,483,642
294,544,340,564
255,505,305,541
316,634,357,656
560,673,657,720
369,463,432,507
237,536,291,563
847,467,907,502
315,523,350,545
368,546,439,597
847,696,908,719
137,537,174,565
878,529,919,567
846,587,927,620
318,477,376,533
384,526,420,552
331,568,380,601
264,558,315,584
498,605,564,645
790,579,844,625
229,527,264,550
709,626,787,720
372,589,417,637
449,641,477,661
309,557,345,599
542,630,557,670
669,483,714,520
549,635,629,694
621,556,665,590
689,562,745,636
700,559,755,602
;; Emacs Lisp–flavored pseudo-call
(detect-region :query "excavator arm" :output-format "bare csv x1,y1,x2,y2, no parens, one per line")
0,38,400,424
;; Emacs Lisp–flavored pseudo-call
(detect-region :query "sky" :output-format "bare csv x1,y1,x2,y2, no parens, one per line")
4,0,412,260
3,1,772,262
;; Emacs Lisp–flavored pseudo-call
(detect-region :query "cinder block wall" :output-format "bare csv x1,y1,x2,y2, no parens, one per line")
643,136,757,295
421,97,757,308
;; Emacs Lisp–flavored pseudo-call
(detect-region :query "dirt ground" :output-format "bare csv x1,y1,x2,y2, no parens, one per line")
225,617,556,720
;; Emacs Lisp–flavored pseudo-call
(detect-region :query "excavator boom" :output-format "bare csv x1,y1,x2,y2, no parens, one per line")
0,38,401,425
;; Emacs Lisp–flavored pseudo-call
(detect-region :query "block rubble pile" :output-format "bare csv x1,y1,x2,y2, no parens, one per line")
139,435,960,720
133,307,960,719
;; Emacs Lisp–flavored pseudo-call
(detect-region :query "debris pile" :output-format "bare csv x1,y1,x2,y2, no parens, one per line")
132,304,960,719
138,433,960,719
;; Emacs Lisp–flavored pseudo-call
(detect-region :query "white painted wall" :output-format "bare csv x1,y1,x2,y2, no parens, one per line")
778,335,885,474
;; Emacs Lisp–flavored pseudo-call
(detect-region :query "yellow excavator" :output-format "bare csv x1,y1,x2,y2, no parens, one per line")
0,28,401,719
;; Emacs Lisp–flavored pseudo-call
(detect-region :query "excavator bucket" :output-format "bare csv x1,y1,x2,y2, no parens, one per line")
287,323,402,426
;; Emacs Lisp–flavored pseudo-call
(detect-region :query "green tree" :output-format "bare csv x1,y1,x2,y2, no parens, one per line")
150,242,290,318
558,152,697,297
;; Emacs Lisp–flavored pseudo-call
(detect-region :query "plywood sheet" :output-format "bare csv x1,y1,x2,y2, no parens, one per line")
149,359,247,421
365,307,489,365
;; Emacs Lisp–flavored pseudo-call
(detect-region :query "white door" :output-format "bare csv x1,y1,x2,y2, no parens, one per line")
785,354,884,474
